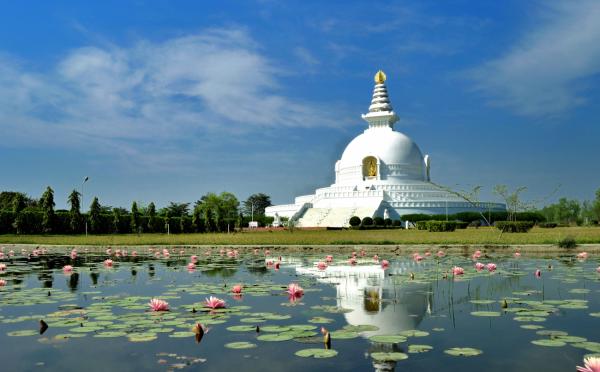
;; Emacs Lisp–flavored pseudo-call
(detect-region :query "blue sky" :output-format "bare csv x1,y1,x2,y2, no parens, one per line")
1,0,599,210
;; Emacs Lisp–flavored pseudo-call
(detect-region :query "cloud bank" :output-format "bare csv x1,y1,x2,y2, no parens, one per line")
469,0,600,116
0,28,340,168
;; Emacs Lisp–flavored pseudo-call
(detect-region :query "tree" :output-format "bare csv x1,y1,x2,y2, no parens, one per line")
196,192,239,232
112,208,121,233
243,193,272,218
68,189,82,233
159,202,190,217
131,201,141,233
1,191,36,211
40,186,55,233
147,202,156,232
11,193,26,213
493,185,529,222
89,197,101,233
192,207,204,232
541,198,581,225
593,188,600,222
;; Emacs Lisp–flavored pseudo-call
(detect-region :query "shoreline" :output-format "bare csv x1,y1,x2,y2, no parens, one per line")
3,243,600,254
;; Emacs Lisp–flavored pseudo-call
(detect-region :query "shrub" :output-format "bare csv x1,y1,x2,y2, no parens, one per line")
415,221,429,230
349,216,361,227
373,217,384,226
392,219,402,227
469,220,482,228
495,221,534,233
455,221,469,229
557,236,577,249
539,222,558,228
361,217,373,226
384,218,393,227
426,221,457,232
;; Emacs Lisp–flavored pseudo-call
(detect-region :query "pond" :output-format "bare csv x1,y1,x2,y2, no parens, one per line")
0,247,599,371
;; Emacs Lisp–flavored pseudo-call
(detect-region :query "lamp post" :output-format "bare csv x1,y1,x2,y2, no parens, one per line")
82,176,89,236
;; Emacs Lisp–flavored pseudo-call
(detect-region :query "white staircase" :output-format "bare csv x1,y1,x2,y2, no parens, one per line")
296,208,330,227
297,206,378,227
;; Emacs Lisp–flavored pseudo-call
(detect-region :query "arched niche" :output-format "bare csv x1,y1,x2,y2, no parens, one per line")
362,156,378,179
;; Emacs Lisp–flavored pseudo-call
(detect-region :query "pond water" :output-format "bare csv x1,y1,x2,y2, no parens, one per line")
0,247,599,371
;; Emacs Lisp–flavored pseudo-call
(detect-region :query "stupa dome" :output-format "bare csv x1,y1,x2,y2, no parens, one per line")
338,127,426,183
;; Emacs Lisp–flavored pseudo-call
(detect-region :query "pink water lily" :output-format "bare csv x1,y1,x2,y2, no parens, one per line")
414,254,424,262
149,298,169,311
474,262,485,271
232,284,243,294
577,252,588,260
190,255,198,263
348,257,357,265
577,356,600,372
373,254,379,262
452,266,465,275
381,259,390,269
514,252,521,258
597,266,600,273
286,283,304,297
204,296,226,309
535,269,541,278
436,250,446,258
0,263,6,271
132,251,137,257
425,251,431,257
187,262,196,270
0,279,6,286
486,263,497,272
274,262,280,270
317,261,327,270
63,265,74,273
103,259,113,267
70,250,77,259
472,250,482,260
326,255,333,263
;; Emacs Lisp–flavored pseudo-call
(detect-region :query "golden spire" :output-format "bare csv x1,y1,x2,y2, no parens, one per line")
374,70,386,84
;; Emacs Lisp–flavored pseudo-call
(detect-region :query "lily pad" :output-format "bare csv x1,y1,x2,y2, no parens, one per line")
531,339,566,347
399,330,429,337
7,330,39,337
257,333,294,342
369,334,407,344
471,311,501,317
225,341,257,349
370,352,408,362
408,344,433,353
444,347,483,357
295,348,338,358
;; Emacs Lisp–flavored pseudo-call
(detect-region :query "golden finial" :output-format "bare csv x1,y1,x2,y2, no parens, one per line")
374,70,386,84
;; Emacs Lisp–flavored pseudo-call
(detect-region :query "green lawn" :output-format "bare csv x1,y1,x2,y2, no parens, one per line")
1,227,599,246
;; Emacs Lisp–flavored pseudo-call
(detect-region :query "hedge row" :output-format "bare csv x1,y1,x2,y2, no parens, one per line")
495,221,535,233
402,211,545,224
415,220,459,232
0,210,209,234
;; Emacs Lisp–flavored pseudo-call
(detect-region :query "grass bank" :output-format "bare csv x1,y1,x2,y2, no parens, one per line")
1,227,599,246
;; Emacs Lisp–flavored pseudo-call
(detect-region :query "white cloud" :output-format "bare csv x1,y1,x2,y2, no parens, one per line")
469,1,600,116
0,28,343,168
293,46,320,66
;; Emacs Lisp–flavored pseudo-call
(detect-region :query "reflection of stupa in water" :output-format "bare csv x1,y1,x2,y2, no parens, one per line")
295,260,432,336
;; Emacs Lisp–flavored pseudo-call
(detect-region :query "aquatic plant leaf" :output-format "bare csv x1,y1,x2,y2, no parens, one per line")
294,348,338,358
444,347,483,356
370,352,408,361
408,344,433,353
225,341,257,349
369,334,407,344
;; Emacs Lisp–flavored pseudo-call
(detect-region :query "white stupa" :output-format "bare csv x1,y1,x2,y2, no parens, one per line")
266,70,505,227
